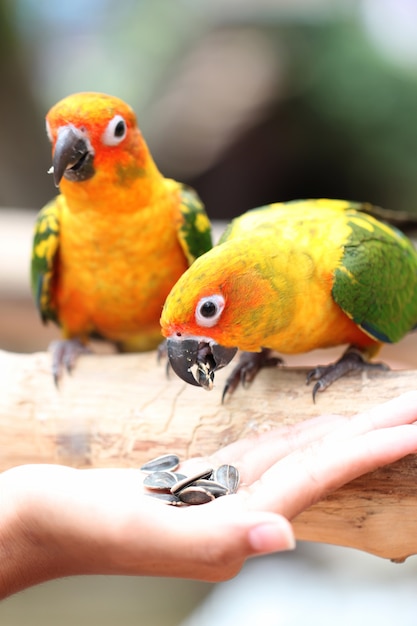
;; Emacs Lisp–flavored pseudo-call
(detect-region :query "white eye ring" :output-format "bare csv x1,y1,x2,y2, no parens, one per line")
195,294,225,328
102,115,127,146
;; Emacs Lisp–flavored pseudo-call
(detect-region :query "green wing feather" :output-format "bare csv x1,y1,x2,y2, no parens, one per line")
221,197,417,343
177,185,212,264
332,208,417,343
31,199,60,324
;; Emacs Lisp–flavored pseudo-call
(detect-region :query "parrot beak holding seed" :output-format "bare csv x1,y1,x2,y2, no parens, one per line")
52,126,94,186
166,337,237,389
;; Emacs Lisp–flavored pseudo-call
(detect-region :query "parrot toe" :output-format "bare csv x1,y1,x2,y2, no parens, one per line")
156,339,168,363
157,339,174,380
222,349,283,402
49,338,92,386
306,347,389,402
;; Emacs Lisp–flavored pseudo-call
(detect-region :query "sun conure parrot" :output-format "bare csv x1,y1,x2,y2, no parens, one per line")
31,92,212,383
160,199,417,401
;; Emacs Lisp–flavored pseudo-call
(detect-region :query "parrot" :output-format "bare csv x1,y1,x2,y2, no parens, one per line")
160,198,417,401
31,92,212,383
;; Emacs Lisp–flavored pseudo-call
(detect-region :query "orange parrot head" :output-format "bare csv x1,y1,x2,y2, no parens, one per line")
45,92,152,192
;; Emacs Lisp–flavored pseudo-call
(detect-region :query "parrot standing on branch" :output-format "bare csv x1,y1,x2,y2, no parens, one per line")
160,199,417,401
31,92,212,383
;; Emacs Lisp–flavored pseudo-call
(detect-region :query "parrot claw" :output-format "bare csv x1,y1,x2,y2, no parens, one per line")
306,348,389,402
49,338,91,386
157,339,168,363
222,349,283,402
157,339,171,377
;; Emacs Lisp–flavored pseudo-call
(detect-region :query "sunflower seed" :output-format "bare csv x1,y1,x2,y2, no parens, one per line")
192,479,228,498
140,453,180,473
196,359,215,390
177,486,215,505
140,453,240,506
143,471,185,491
170,468,214,495
214,464,240,494
145,492,181,505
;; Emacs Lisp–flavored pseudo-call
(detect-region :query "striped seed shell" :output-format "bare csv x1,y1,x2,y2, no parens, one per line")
143,471,182,491
191,479,228,498
170,468,214,495
214,464,240,494
177,486,215,505
145,492,181,505
140,453,180,473
196,360,215,390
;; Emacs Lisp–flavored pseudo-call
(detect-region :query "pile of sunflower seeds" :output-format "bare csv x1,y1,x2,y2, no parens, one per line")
140,453,240,506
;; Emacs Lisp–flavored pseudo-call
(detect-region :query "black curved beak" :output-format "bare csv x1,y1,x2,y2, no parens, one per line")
52,126,94,186
166,338,237,389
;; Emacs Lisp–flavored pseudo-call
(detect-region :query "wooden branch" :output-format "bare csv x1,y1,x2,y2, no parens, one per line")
1,349,417,561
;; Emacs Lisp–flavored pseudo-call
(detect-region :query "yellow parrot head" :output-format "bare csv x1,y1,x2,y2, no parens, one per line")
160,237,278,389
45,92,148,188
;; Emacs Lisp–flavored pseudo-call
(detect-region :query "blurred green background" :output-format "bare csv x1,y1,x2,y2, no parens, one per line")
3,0,417,217
2,0,417,624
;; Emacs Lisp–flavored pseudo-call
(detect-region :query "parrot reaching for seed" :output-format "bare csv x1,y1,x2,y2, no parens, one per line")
160,199,417,401
31,92,212,382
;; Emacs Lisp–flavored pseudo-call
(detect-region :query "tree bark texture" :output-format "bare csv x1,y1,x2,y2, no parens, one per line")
1,349,417,561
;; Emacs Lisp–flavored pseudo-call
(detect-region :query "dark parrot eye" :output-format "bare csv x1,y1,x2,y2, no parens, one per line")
102,115,127,146
195,295,225,328
114,120,126,137
201,301,216,317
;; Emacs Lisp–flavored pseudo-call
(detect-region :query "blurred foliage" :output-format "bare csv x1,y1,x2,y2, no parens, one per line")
289,20,417,212
189,15,417,217
1,0,417,217
0,0,51,209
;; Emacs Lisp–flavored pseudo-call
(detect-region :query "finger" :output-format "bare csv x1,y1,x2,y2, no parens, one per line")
105,494,295,581
0,465,295,588
221,414,348,484
185,393,417,484
247,422,417,519
236,393,417,501
322,391,417,443
34,466,296,579
182,413,348,481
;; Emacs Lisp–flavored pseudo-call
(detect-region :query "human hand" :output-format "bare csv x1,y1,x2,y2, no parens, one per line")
1,392,417,598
